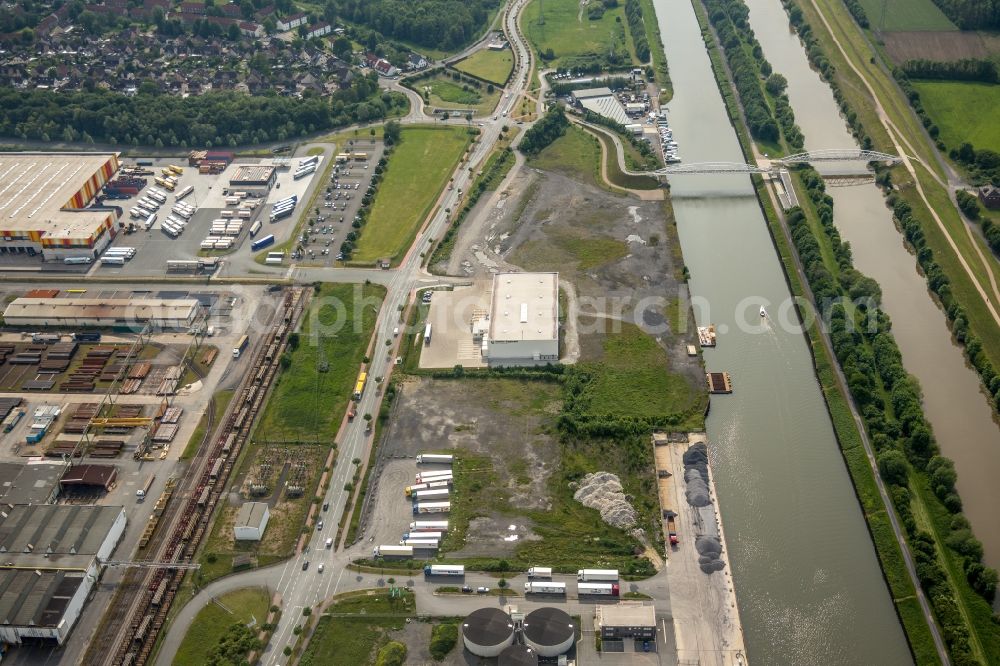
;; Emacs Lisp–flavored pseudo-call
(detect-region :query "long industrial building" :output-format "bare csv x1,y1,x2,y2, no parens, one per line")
2,297,200,329
0,504,126,645
0,153,122,260
480,272,559,367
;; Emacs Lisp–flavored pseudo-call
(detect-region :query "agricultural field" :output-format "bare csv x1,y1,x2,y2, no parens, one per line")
912,80,1000,153
524,0,630,68
354,126,471,263
856,0,955,31
173,587,271,666
453,47,515,85
883,31,1000,65
255,283,384,442
416,73,502,115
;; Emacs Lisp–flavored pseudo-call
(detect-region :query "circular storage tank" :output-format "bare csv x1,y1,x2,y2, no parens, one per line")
462,607,515,658
498,643,538,665
523,607,575,657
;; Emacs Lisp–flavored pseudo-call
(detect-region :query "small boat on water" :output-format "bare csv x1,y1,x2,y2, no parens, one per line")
760,305,767,317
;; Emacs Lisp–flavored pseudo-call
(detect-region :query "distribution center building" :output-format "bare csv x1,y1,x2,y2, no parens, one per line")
229,165,277,193
0,504,126,645
483,272,559,367
2,297,200,330
0,153,121,260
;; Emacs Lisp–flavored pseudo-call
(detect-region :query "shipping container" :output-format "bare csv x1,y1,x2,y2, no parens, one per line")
423,564,464,577
524,581,566,594
416,454,453,465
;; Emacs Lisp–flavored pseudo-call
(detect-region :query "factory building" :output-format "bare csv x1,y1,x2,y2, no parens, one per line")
523,607,575,657
479,273,559,367
228,165,277,194
462,607,515,658
234,501,270,541
0,153,121,261
595,601,657,640
2,297,200,330
571,87,629,126
0,504,126,645
0,461,65,505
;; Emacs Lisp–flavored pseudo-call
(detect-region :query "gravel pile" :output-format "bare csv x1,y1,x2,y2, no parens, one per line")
573,471,638,531
696,535,725,574
682,442,712,507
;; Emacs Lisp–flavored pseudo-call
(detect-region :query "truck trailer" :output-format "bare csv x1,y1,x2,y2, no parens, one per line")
416,454,453,465
373,545,413,559
414,488,450,500
402,531,443,541
524,582,566,595
404,480,452,497
528,567,553,579
415,470,453,483
577,582,620,597
423,564,464,577
409,520,449,532
400,539,440,549
577,569,619,582
412,501,450,515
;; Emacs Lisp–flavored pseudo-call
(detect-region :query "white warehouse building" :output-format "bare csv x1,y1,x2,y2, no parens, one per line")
234,502,270,541
480,272,559,367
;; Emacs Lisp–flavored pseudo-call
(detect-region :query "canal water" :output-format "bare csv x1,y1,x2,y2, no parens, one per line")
744,0,1000,576
649,0,913,662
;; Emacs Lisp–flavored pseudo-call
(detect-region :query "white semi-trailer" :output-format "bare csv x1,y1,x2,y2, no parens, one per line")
528,567,553,579
412,501,450,514
409,520,449,531
424,564,464,577
577,569,619,582
416,454,453,465
524,582,566,594
373,545,413,558
414,488,450,500
577,582,620,597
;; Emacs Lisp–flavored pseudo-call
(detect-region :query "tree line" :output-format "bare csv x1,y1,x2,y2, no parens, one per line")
624,0,650,63
705,0,781,143
0,74,407,147
902,58,999,84
518,105,569,156
329,0,498,50
788,169,998,664
842,0,870,28
928,0,1000,29
957,190,1000,258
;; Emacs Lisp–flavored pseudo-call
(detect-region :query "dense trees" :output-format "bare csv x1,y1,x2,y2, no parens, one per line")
842,0,870,28
928,0,1000,29
0,73,407,147
518,106,569,156
330,0,499,50
902,58,999,83
624,0,651,63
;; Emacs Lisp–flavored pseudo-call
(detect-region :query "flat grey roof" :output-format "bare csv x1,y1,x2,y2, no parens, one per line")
596,601,656,627
0,504,123,570
3,297,199,322
573,87,613,99
489,273,558,343
235,502,269,528
0,462,66,506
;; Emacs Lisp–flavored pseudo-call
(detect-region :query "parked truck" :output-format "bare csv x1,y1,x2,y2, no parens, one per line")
409,520,449,532
137,473,155,500
577,582,620,597
414,488,450,500
524,581,566,595
401,539,440,549
424,564,464,577
416,454,453,465
666,515,679,546
233,334,249,359
577,569,619,582
412,501,450,514
415,470,453,483
404,480,452,497
402,531,443,541
527,567,553,579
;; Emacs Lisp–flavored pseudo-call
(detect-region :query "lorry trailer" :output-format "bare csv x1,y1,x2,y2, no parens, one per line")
409,520,449,531
415,470,453,483
402,531,443,541
416,454,453,465
577,582,620,597
414,488,450,500
412,501,450,514
528,567,553,579
401,539,440,549
404,480,452,497
524,582,566,595
577,569,619,582
233,335,249,359
176,185,194,200
373,545,413,558
424,564,464,577
136,473,155,499
251,234,275,251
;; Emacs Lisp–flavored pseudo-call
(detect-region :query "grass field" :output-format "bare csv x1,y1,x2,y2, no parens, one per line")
299,591,415,666
173,587,270,666
524,0,629,67
353,126,470,263
418,74,501,115
454,48,515,85
912,80,1000,153
856,0,956,31
578,321,707,428
255,283,383,442
528,125,609,192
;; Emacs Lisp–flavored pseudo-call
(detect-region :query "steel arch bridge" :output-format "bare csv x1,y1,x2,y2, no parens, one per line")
649,149,901,175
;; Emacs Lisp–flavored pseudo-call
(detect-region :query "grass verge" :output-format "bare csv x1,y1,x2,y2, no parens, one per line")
299,590,415,666
173,587,271,666
181,388,234,460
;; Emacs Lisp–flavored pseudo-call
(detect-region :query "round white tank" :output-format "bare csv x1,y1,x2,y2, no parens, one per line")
462,607,515,658
523,607,575,657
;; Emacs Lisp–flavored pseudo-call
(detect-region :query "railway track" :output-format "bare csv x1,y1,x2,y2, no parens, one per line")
81,288,308,666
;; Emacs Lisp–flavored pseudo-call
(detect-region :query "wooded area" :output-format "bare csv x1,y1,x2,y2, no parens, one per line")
929,0,1000,29
0,73,406,147
331,0,499,50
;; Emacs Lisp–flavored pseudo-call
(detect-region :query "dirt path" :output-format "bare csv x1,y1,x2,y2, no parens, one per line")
559,279,581,364
807,0,1000,326
571,119,666,201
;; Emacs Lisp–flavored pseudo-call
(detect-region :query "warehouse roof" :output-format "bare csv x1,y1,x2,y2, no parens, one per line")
573,87,614,100
0,504,124,569
0,153,118,234
489,273,558,342
0,569,86,629
230,165,276,185
235,501,269,528
595,601,656,627
3,297,199,322
59,464,117,490
0,461,65,505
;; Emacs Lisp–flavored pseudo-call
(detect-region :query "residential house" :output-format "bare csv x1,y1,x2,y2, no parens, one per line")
305,22,330,39
276,12,307,32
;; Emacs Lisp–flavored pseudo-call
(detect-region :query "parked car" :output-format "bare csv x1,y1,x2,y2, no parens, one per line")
476,586,490,594
302,561,310,571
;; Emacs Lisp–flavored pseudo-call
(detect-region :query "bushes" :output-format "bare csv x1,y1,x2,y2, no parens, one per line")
842,0,870,27
375,641,407,666
902,58,999,84
625,0,651,62
519,105,570,156
429,623,458,660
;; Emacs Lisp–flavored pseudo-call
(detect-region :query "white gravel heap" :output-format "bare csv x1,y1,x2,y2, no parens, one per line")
573,471,638,530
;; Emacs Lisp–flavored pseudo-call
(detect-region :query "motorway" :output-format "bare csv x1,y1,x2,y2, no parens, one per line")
154,1,541,663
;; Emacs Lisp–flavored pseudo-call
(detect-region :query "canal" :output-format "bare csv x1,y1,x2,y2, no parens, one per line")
649,0,913,663
744,0,1000,579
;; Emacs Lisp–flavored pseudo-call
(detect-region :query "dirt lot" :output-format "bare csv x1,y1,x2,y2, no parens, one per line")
883,30,1000,64
361,376,561,558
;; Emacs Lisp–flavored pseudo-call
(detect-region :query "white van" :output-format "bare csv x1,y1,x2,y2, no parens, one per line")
325,537,333,548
